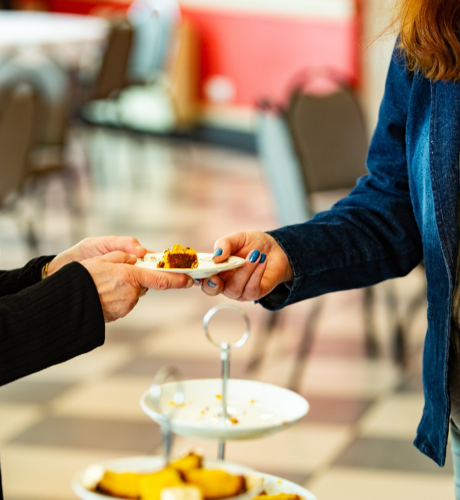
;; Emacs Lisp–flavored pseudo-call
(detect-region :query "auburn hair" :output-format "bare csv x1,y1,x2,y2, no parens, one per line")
394,0,460,81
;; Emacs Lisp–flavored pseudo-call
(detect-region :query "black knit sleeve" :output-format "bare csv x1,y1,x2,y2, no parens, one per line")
0,256,55,298
0,261,105,387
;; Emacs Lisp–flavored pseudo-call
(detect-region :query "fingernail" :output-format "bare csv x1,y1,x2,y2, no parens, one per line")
249,250,260,263
187,278,194,288
193,278,201,285
130,254,138,260
260,253,266,264
213,248,223,258
208,279,217,288
135,245,144,252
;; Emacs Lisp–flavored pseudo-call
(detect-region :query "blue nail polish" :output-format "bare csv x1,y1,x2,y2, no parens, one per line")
260,253,266,264
208,279,217,288
193,279,201,284
213,248,223,258
249,250,260,263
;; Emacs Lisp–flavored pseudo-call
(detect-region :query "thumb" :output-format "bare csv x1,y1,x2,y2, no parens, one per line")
99,251,138,265
133,268,194,290
212,232,247,263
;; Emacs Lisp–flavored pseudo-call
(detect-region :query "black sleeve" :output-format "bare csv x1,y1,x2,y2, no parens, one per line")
0,256,55,298
0,262,105,387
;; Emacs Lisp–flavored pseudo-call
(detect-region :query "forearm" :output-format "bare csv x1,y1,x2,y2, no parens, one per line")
0,262,105,386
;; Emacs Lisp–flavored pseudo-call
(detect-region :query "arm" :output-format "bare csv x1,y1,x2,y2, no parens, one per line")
0,256,54,298
203,44,423,308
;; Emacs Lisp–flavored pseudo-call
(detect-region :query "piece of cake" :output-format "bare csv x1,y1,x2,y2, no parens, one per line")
183,469,246,499
157,245,199,269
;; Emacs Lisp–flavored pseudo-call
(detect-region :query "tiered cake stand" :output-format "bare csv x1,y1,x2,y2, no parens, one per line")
72,304,317,500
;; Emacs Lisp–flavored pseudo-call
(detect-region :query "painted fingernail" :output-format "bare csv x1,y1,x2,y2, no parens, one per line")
249,250,260,263
208,279,217,288
260,253,266,264
193,279,201,285
213,248,223,258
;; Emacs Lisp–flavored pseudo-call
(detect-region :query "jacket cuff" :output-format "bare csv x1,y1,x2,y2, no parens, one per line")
17,255,56,290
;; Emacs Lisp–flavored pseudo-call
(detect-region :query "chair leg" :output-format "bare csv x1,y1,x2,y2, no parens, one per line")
363,287,380,358
247,310,279,373
287,297,324,392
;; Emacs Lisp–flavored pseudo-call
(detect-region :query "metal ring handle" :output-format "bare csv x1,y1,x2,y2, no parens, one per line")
149,366,185,417
203,304,250,350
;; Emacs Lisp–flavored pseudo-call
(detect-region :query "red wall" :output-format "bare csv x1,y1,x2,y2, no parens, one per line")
34,0,360,108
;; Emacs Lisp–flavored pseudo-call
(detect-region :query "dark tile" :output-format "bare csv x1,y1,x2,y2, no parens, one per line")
0,379,74,404
397,372,423,393
10,416,162,453
300,396,373,425
335,437,453,475
114,355,247,380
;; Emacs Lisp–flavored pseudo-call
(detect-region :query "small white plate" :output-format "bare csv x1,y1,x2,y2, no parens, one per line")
140,379,309,441
136,253,245,279
72,456,262,500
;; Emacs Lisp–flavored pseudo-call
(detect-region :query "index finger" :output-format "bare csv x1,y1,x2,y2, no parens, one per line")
212,232,247,263
99,236,148,258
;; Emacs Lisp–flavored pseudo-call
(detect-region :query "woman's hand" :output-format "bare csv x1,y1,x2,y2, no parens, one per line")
81,252,194,323
46,236,148,277
201,230,293,302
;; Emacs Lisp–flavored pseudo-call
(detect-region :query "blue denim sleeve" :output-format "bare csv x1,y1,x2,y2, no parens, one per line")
259,44,424,311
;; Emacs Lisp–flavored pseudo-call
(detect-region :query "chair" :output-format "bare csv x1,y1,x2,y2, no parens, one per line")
0,83,39,248
255,77,412,390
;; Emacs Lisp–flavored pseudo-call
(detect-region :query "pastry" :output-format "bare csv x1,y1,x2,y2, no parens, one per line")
157,245,199,269
184,469,246,499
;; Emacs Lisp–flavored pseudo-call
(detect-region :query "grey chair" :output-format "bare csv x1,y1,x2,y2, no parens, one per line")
255,79,416,390
0,83,39,248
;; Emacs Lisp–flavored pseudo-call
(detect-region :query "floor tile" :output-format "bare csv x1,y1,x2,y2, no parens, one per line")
359,393,425,439
51,377,155,421
1,444,124,500
307,467,455,500
0,403,43,444
334,436,454,475
0,379,74,405
301,395,373,425
9,416,162,453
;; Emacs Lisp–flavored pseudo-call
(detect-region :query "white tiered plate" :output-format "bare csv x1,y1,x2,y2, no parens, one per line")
136,253,245,279
140,379,309,441
72,456,261,500
72,456,318,500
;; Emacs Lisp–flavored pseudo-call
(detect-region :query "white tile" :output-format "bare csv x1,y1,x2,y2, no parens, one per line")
174,424,353,474
0,403,43,444
1,444,125,500
307,467,455,500
359,393,425,439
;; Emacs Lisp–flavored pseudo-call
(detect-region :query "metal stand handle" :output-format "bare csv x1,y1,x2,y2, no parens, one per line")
203,304,250,460
149,366,184,466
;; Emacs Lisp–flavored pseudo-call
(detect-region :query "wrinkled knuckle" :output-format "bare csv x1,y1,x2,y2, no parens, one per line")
155,275,169,291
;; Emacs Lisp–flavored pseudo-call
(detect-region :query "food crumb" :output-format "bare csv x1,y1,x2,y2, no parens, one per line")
282,421,289,425
277,480,282,484
229,417,239,424
216,394,222,399
169,401,186,407
250,399,255,404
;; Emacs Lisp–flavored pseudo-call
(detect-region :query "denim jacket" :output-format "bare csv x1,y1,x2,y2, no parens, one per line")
260,44,460,466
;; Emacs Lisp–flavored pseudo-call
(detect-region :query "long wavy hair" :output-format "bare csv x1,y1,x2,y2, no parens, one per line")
394,0,460,81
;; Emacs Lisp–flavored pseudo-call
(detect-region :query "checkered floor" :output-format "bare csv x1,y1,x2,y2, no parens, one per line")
0,128,454,500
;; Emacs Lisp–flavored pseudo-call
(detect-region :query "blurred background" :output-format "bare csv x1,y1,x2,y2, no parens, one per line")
0,1,451,499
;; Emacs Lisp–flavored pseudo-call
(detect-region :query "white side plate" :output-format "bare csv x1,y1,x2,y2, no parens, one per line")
136,253,245,279
140,379,309,441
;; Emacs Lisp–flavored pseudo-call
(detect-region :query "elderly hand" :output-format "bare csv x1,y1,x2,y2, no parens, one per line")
81,252,193,322
46,236,148,276
201,230,293,302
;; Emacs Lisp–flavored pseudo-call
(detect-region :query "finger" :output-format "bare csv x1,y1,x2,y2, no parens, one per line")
100,236,147,258
201,275,224,296
98,251,138,265
223,249,262,300
134,268,194,290
212,232,247,263
240,253,267,301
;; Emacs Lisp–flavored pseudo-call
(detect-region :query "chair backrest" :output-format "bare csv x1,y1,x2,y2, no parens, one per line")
0,84,38,204
256,102,311,226
93,20,134,100
287,86,369,194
